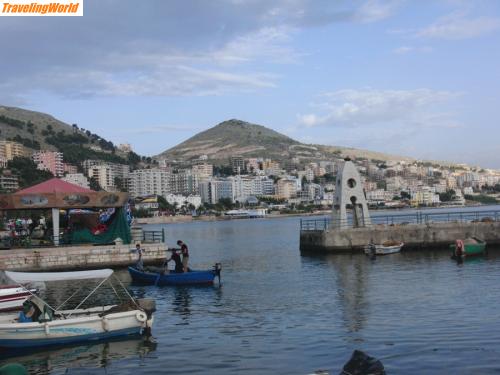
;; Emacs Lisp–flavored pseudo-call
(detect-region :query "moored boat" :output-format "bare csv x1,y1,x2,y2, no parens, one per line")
0,269,155,349
451,237,486,259
0,285,37,312
364,241,404,255
128,264,221,286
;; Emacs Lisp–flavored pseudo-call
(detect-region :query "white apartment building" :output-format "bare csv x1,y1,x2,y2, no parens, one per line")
62,173,90,189
199,178,234,204
88,164,115,191
165,194,202,209
82,160,130,181
128,168,170,197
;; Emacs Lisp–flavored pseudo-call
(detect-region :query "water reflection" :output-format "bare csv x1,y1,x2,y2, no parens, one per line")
172,287,192,322
326,254,369,336
0,335,157,374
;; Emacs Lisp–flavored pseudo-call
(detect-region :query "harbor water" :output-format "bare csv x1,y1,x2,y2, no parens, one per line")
2,213,500,374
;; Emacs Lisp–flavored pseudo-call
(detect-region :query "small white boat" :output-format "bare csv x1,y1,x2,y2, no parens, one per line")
364,242,404,255
0,269,155,349
0,285,37,312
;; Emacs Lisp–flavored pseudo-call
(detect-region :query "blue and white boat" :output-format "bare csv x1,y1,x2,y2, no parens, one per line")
0,269,155,349
128,264,221,286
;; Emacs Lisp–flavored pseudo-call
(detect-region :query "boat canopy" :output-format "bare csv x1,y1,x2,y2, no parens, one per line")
5,269,113,283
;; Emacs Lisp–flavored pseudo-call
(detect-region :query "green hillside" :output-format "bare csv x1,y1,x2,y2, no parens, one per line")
0,106,131,165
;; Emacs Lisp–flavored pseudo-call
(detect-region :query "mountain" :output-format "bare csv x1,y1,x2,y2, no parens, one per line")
0,105,132,166
156,119,413,165
157,119,302,163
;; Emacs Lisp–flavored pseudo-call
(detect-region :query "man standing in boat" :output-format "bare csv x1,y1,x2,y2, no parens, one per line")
135,243,145,271
177,240,189,272
165,248,184,273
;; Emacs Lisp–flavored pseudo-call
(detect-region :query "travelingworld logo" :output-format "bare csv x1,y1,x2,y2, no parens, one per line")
1,0,83,16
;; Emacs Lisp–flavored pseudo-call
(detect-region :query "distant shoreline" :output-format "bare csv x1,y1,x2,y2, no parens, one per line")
136,202,497,225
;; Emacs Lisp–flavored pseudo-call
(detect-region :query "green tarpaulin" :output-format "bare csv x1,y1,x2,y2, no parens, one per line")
70,207,131,245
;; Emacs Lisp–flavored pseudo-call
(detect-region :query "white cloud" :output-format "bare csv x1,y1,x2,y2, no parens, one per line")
393,45,432,54
416,11,500,39
354,0,402,23
297,88,460,128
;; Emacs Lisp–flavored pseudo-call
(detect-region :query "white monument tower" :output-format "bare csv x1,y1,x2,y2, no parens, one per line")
332,158,371,229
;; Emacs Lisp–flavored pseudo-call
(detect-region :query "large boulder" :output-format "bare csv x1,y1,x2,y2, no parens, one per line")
339,350,386,375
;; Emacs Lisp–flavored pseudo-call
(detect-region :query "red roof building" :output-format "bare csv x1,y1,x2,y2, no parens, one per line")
14,178,94,195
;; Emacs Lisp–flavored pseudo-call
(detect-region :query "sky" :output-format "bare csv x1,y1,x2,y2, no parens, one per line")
1,0,500,168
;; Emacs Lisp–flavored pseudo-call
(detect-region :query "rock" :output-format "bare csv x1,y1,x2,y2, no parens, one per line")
339,350,386,375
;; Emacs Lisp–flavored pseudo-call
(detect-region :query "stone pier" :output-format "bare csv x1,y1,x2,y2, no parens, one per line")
300,221,500,252
0,243,168,271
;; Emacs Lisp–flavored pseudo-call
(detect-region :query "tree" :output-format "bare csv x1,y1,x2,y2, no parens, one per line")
439,189,456,202
89,177,102,191
7,157,53,189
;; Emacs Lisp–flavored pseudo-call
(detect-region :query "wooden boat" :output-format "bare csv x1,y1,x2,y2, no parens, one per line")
128,264,221,286
364,241,404,255
451,237,486,259
0,269,155,349
0,285,37,312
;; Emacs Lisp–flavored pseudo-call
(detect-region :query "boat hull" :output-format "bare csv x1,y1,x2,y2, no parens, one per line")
0,309,150,349
364,243,403,255
450,239,486,258
0,286,36,312
128,266,216,286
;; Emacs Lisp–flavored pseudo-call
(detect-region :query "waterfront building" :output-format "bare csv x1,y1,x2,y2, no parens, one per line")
0,141,27,161
170,169,197,195
276,179,297,200
164,193,202,209
199,178,234,204
61,173,90,189
128,168,170,197
33,150,64,177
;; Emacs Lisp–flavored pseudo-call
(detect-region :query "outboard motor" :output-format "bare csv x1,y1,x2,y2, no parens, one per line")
136,298,156,319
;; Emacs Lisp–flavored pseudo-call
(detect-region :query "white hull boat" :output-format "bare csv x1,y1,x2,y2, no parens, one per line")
0,285,37,312
0,269,155,349
364,242,404,255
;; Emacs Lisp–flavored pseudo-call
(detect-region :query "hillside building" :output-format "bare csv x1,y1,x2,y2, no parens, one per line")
33,150,64,177
0,141,27,161
128,168,170,197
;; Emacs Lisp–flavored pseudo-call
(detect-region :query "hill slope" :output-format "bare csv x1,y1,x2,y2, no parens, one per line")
156,119,413,165
157,119,301,162
0,105,130,165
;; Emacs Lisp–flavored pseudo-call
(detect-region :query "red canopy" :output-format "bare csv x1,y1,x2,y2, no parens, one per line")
14,178,93,195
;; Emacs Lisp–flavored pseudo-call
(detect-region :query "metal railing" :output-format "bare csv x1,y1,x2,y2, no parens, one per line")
142,229,165,243
300,209,500,232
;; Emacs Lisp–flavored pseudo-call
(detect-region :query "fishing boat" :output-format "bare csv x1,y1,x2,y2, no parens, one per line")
0,285,37,312
128,263,221,286
364,241,404,255
451,237,486,259
0,269,155,349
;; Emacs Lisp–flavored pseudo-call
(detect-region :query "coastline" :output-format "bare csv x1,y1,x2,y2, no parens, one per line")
135,202,498,225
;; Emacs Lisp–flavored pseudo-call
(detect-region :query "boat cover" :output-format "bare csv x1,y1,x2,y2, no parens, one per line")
5,269,113,283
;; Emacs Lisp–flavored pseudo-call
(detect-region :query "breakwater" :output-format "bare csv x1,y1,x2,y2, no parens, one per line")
300,207,500,252
0,243,167,271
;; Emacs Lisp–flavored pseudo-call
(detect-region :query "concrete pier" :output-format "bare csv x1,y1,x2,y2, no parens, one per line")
300,221,500,252
0,243,168,271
